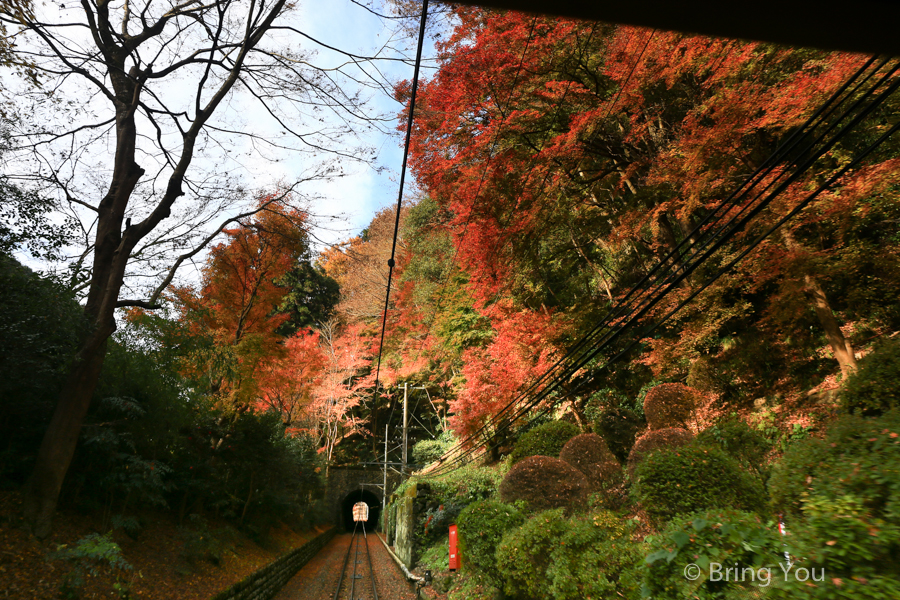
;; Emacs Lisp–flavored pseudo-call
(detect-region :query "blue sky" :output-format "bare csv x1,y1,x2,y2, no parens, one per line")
6,0,444,288
286,0,439,247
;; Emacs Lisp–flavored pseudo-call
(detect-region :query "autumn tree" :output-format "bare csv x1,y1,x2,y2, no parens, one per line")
387,8,900,444
409,12,884,373
323,205,408,322
172,197,312,405
310,318,371,466
0,0,388,535
257,329,326,429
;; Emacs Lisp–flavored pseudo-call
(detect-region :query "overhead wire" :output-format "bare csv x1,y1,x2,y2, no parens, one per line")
427,55,900,475
436,60,900,473
428,65,884,474
379,15,545,443
371,0,430,400
500,93,900,447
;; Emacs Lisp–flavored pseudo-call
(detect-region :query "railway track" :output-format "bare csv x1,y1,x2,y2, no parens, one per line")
331,521,379,600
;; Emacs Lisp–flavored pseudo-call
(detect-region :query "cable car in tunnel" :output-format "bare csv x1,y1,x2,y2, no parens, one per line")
352,501,369,523
342,488,380,531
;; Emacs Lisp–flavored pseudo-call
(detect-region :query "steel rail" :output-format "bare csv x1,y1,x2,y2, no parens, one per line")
364,522,379,600
332,522,359,600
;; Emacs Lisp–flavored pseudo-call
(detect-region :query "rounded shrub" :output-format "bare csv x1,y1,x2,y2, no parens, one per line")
841,337,900,415
594,406,645,462
643,383,700,430
696,418,771,475
510,420,580,464
559,433,621,490
633,444,768,524
411,438,451,466
686,356,728,394
626,427,694,477
456,499,524,581
496,508,643,600
642,508,778,599
770,410,900,515
766,412,900,597
499,456,589,514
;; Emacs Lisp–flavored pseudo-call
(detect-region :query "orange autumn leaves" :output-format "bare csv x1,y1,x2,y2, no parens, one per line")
155,195,368,440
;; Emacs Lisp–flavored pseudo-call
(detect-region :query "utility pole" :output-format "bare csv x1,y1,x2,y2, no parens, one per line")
383,424,388,536
402,382,409,474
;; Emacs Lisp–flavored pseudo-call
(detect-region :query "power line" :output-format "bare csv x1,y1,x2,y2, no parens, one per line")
438,61,900,473
427,55,900,475
371,0,430,398
379,15,546,441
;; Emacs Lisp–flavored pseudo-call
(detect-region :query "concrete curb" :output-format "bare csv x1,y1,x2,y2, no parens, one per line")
377,532,425,585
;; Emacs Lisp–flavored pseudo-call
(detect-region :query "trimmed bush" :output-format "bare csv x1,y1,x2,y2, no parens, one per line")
626,427,694,477
696,418,771,475
772,497,900,599
767,412,900,597
456,500,524,582
594,406,645,462
559,433,621,490
496,508,643,600
841,338,900,415
643,383,700,430
686,356,728,394
633,444,769,524
499,456,589,514
412,438,451,466
510,420,580,464
642,509,778,599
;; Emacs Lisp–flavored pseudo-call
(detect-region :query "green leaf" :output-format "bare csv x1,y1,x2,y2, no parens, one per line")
645,549,671,564
696,554,710,571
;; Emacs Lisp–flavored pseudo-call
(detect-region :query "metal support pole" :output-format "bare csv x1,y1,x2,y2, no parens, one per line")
383,424,388,536
402,382,409,474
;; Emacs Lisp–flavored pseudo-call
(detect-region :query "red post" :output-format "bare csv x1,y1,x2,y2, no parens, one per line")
449,524,459,571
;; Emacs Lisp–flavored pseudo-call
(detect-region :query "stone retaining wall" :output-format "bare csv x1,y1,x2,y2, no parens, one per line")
210,528,336,600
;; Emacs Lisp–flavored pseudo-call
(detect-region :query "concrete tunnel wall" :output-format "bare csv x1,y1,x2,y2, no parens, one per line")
324,466,402,529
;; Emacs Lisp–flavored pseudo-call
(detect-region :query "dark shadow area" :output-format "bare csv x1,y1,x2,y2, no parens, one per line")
341,488,381,531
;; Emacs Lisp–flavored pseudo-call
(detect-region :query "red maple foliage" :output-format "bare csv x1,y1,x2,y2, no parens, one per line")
171,194,310,405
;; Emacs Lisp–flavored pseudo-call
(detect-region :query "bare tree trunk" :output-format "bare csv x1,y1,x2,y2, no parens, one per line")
804,273,858,378
565,400,588,431
781,230,857,378
23,103,142,536
240,472,256,525
569,229,614,301
23,329,111,538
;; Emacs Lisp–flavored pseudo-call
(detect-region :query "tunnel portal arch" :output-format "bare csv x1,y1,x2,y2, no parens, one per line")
324,466,401,529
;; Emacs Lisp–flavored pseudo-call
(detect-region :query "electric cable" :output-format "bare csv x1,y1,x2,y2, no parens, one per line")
427,56,900,474
380,14,545,447
371,0,430,399
435,77,900,474
447,54,889,449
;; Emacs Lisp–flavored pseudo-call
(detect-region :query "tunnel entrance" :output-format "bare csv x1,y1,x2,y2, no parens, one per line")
341,489,381,531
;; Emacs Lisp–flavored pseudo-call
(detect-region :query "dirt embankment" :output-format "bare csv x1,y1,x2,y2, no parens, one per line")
0,491,323,600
